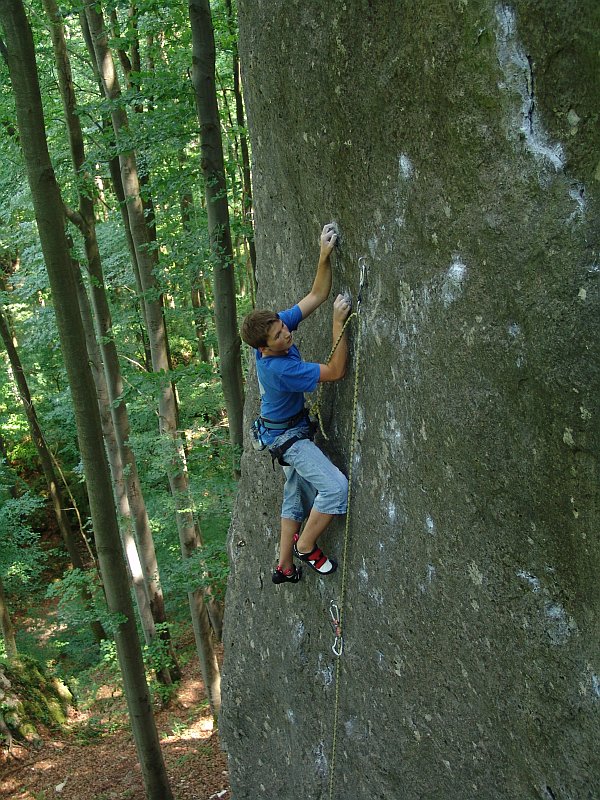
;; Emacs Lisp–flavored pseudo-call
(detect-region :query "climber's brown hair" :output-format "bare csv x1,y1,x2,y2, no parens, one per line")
240,309,280,349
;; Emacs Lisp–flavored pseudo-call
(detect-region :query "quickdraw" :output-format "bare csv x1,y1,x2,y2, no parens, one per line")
329,601,343,657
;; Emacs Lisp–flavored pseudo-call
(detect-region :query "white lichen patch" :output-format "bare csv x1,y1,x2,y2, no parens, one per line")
467,561,484,586
419,564,436,594
355,402,366,438
441,257,467,307
317,656,334,687
516,571,577,644
563,428,575,447
358,557,369,586
369,588,384,606
388,501,397,523
313,741,328,778
293,620,305,642
517,570,541,592
567,186,586,223
579,666,600,700
495,5,565,171
399,153,414,179
544,602,577,645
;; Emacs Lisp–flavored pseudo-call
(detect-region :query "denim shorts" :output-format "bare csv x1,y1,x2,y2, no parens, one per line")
269,424,348,521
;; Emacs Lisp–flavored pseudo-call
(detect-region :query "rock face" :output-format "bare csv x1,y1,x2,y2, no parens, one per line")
221,2,599,798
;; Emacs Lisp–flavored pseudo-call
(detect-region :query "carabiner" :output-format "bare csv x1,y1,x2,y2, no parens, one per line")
332,635,344,657
329,601,344,657
357,257,367,313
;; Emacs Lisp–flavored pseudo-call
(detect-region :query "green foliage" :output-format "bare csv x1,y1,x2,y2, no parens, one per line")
0,0,246,700
163,539,229,605
0,491,45,596
45,567,126,638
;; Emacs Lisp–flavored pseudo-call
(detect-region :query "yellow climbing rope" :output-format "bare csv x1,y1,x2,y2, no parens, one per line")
325,257,366,800
310,312,357,440
310,257,367,441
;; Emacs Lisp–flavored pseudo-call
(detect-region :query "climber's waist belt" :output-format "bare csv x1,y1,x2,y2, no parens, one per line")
268,422,317,469
260,408,308,430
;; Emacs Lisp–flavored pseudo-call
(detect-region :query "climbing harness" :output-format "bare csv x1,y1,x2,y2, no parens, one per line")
326,256,367,800
250,408,319,466
267,423,317,469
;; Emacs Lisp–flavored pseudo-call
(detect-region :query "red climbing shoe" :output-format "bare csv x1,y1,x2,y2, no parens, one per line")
293,535,337,575
272,564,302,584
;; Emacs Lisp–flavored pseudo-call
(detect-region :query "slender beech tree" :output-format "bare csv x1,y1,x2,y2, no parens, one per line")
0,574,17,662
72,261,176,684
0,306,76,567
83,0,220,716
179,152,212,363
78,12,152,371
106,6,179,404
0,301,107,643
43,0,179,683
189,0,245,474
0,4,174,795
225,0,257,292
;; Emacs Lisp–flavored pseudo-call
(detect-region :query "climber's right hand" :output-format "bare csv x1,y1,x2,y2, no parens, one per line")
333,293,351,325
320,223,338,259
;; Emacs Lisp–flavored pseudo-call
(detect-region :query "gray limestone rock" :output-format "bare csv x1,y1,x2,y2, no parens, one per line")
221,2,600,798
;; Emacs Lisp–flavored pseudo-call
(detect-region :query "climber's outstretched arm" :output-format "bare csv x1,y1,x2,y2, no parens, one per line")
318,294,350,383
298,223,338,319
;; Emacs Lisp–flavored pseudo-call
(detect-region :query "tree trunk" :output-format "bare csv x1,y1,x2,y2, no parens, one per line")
0,5,174,796
189,0,245,475
225,0,257,287
179,152,211,363
191,282,211,363
84,0,220,716
78,11,152,372
72,264,158,650
45,0,179,684
0,301,107,644
0,574,17,662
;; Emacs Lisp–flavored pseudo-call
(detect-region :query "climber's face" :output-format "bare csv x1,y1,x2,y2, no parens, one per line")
260,319,293,356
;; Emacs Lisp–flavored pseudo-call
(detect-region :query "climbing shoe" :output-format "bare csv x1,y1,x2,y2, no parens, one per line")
272,564,302,584
293,535,337,576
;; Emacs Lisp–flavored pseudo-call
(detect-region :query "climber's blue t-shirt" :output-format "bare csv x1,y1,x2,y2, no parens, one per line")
256,305,320,426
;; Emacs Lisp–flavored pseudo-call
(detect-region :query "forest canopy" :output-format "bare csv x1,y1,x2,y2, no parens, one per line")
0,0,251,776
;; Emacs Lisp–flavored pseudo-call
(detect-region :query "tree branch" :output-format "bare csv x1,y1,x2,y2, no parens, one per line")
63,202,86,233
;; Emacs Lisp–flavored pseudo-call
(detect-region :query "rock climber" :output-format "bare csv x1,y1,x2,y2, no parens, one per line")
240,222,351,584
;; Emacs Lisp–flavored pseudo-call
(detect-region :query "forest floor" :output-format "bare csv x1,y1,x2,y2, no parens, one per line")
0,637,230,800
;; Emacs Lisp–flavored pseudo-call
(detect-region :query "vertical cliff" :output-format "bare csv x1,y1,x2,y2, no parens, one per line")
221,2,600,798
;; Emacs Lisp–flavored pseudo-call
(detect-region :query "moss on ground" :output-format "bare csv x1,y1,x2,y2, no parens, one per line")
0,654,72,745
